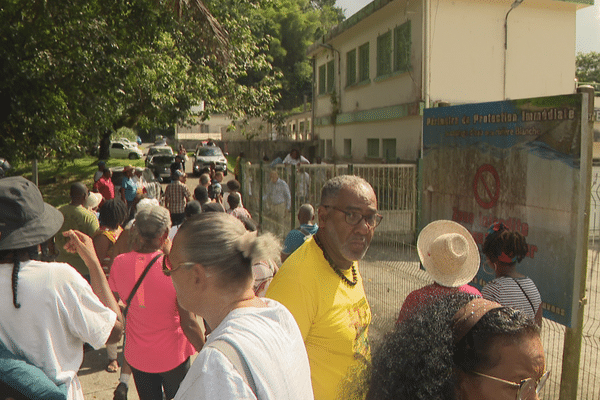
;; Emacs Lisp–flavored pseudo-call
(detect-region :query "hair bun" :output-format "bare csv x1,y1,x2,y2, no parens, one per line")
236,230,257,259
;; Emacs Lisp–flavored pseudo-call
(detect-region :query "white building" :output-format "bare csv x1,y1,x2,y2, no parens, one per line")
308,0,591,163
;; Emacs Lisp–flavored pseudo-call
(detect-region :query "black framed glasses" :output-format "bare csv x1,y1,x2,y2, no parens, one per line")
322,205,383,228
162,254,196,276
472,370,550,400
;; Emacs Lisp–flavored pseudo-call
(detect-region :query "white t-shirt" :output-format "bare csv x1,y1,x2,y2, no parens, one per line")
174,298,313,400
282,154,310,165
0,260,116,400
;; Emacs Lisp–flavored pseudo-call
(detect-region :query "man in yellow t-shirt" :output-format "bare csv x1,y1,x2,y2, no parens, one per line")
267,175,382,400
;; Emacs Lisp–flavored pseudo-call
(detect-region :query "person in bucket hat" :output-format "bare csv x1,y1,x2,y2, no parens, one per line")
396,220,482,323
0,176,123,400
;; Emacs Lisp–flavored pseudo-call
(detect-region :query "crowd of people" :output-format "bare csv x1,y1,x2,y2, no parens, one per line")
0,147,547,400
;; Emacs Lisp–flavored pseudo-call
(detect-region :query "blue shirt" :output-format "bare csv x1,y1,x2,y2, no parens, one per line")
282,224,319,255
122,176,137,202
264,178,291,210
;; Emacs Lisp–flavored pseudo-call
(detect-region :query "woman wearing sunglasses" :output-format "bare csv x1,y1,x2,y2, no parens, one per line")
360,293,547,400
166,212,313,400
108,205,204,400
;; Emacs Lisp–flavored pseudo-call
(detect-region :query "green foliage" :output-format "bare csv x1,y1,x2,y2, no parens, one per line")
224,0,344,111
576,51,600,85
0,0,281,164
113,127,137,143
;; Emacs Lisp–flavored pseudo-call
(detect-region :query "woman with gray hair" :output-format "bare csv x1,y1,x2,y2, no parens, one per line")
108,205,204,400
167,213,313,400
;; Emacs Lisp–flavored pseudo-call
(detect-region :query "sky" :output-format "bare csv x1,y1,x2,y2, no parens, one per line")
335,0,600,54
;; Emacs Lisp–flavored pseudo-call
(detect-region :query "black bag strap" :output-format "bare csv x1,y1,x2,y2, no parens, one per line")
123,253,162,319
511,277,536,316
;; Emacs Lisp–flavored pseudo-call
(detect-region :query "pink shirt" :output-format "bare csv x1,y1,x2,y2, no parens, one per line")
109,251,195,373
94,176,115,201
396,283,482,324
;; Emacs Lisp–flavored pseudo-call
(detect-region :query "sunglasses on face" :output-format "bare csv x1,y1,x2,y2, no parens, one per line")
162,254,196,276
472,370,550,400
321,205,383,228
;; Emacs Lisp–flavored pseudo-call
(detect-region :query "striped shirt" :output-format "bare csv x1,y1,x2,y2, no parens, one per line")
481,276,541,320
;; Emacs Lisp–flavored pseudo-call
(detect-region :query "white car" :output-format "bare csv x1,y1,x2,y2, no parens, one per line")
109,141,143,159
118,138,138,147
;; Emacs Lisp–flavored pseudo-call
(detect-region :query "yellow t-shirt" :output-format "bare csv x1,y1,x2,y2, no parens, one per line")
266,237,371,400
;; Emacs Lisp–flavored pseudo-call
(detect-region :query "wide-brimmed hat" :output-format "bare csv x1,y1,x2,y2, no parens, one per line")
417,220,480,288
0,177,64,251
84,192,103,209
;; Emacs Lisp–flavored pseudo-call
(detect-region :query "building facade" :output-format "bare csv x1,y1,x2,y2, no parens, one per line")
309,0,591,163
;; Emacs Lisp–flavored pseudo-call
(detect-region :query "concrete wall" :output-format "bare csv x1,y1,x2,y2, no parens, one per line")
429,0,579,104
310,0,584,163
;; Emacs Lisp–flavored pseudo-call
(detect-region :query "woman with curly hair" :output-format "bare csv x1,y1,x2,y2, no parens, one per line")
482,222,542,326
364,293,547,400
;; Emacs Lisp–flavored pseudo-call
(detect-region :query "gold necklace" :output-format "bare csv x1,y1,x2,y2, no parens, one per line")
313,235,358,287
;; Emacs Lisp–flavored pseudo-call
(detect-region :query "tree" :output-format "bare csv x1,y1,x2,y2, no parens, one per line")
0,0,279,163
220,0,344,111
576,51,600,85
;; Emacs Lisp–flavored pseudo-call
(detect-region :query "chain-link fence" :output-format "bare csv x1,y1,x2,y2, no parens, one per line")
239,162,600,399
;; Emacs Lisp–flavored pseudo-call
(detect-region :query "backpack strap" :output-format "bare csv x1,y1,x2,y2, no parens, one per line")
123,253,162,319
207,340,257,396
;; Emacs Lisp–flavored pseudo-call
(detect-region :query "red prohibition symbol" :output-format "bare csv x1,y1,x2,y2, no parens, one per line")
473,164,500,209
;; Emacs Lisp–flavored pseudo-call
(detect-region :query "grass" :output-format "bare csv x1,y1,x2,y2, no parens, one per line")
11,156,145,208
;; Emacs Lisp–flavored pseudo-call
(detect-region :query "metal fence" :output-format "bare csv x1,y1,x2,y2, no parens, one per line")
239,162,600,399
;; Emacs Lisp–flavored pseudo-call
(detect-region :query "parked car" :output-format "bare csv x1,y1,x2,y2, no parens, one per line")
110,166,163,204
109,141,143,159
146,154,176,183
146,145,174,160
193,146,228,176
118,138,138,147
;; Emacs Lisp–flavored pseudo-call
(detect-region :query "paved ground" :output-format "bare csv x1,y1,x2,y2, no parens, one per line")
79,343,140,400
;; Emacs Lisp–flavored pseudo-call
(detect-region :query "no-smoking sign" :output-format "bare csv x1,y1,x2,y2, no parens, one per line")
473,164,500,209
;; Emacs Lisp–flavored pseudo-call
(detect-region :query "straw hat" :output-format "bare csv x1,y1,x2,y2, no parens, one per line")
84,192,103,210
417,220,480,288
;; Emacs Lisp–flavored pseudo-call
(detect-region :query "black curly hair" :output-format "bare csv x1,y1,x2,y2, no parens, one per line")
364,293,538,400
482,223,529,265
98,199,129,230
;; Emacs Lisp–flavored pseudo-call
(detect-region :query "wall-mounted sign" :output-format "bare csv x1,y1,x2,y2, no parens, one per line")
422,94,591,327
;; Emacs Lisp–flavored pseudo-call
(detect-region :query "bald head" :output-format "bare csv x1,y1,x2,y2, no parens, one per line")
70,182,89,205
298,204,315,225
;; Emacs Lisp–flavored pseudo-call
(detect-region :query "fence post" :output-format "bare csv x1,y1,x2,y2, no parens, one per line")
259,161,264,232
348,164,354,176
290,164,296,232
558,86,594,400
239,161,245,207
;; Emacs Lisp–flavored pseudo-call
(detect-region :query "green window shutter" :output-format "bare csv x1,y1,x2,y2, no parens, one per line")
377,31,392,77
358,43,370,82
367,138,379,158
326,60,335,93
318,64,326,95
394,21,411,73
346,49,357,86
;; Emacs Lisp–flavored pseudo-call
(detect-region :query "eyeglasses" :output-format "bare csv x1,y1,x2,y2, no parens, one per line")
472,370,550,400
162,254,196,277
322,205,383,228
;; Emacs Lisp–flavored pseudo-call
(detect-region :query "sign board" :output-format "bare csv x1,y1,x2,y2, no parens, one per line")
422,94,591,327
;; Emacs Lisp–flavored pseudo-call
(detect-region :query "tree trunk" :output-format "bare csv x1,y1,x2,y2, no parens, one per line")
98,131,112,160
